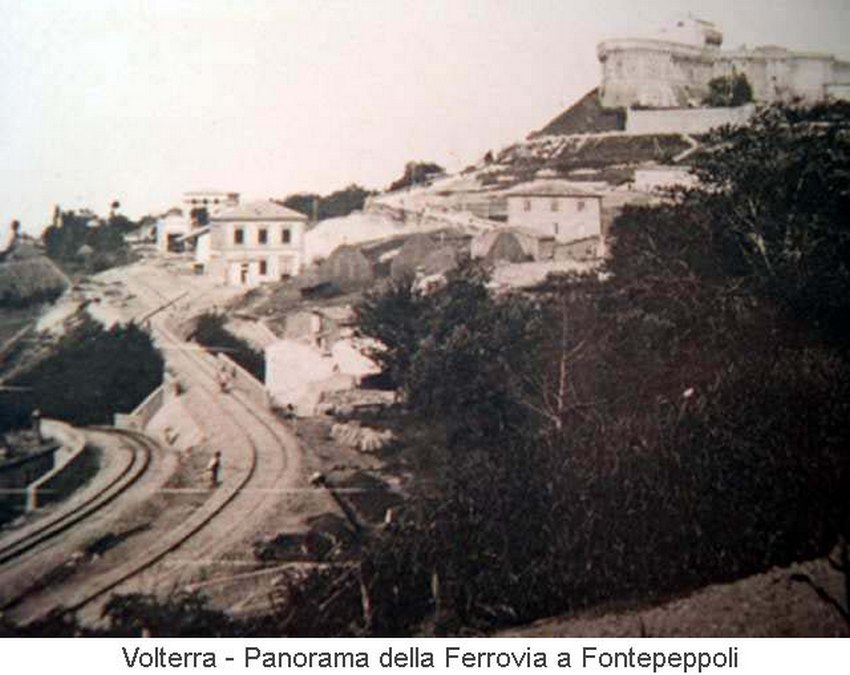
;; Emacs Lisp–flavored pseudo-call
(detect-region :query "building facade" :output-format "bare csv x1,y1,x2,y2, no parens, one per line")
203,201,308,287
598,17,850,109
506,181,602,251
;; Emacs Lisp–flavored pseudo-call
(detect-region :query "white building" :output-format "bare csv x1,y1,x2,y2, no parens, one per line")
506,180,603,255
156,192,240,254
182,190,240,215
202,200,308,287
632,165,698,193
155,211,190,253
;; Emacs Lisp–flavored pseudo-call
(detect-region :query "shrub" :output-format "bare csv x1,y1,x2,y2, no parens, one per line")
190,313,265,381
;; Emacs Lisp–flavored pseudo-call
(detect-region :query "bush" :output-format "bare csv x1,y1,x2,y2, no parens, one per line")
190,313,265,381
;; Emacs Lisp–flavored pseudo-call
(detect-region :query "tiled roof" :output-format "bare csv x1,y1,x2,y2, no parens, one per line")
211,200,308,221
505,180,602,198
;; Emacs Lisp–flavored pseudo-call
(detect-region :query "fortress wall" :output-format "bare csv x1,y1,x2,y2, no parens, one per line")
625,105,755,135
600,33,850,109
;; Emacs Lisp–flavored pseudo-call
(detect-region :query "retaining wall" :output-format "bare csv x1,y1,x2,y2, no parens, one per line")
27,419,96,510
114,383,167,431
0,445,58,517
625,105,755,135
217,352,270,409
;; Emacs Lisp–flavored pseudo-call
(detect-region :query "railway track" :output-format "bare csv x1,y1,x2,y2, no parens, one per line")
0,429,155,568
5,270,320,624
32,273,296,618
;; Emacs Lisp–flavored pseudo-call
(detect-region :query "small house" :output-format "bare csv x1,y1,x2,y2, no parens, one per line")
505,180,603,258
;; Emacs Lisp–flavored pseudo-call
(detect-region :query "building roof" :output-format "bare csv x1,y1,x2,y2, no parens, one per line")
505,180,602,199
177,225,211,242
211,200,308,222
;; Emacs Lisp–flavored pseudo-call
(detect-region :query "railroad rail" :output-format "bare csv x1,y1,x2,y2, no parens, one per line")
0,429,154,568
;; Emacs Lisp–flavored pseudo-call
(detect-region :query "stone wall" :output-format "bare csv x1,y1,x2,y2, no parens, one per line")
29,444,98,510
599,33,850,109
626,105,755,135
115,384,167,432
0,446,57,517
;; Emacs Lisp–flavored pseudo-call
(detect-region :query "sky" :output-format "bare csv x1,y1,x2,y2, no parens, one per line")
1,0,849,236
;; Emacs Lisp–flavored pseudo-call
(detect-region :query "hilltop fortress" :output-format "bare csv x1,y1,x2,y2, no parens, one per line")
598,16,850,109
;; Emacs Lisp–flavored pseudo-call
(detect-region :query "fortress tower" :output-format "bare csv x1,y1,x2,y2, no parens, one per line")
597,16,850,109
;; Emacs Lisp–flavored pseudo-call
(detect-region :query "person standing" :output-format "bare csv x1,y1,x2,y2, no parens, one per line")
206,451,221,488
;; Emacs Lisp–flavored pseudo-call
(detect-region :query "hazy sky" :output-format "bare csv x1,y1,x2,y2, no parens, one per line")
2,0,849,234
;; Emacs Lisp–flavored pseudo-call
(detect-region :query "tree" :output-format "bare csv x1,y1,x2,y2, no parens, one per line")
355,276,427,388
685,101,850,343
42,207,136,272
388,161,445,192
703,73,753,107
357,263,543,445
282,185,375,223
2,317,163,431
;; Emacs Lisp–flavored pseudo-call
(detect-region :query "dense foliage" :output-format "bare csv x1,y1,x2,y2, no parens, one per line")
357,264,544,445
0,316,163,432
388,161,446,192
349,102,850,634
703,73,753,107
190,312,265,381
282,184,375,222
0,257,67,308
42,208,136,273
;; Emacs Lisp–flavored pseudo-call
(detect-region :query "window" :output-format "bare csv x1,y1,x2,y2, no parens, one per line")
550,199,559,212
259,259,268,276
523,199,532,212
258,228,268,245
577,200,586,212
234,227,244,245
282,228,291,244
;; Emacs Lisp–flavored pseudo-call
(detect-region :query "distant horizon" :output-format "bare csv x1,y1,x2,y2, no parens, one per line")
2,0,848,238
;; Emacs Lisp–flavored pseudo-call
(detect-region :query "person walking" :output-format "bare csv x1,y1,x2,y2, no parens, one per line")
206,451,221,488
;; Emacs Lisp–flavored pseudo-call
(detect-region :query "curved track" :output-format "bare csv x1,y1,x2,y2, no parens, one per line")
24,272,312,621
0,429,153,567
4,268,326,625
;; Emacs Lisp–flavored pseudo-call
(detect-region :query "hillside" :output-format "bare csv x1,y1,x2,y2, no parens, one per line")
529,87,626,138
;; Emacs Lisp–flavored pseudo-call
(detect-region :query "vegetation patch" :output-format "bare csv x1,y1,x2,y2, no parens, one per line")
0,316,163,433
189,312,265,381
